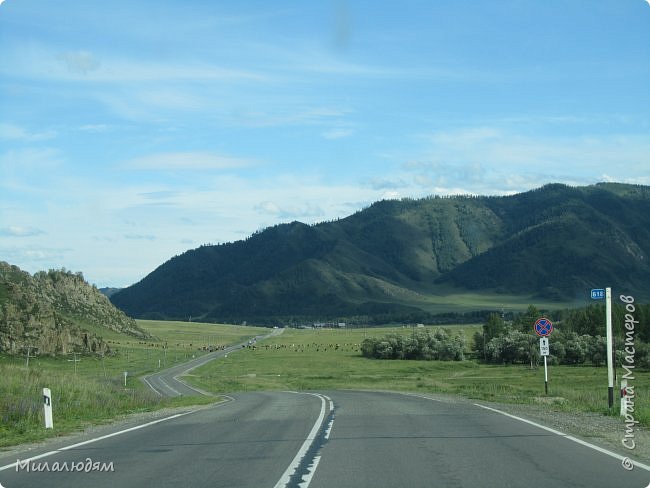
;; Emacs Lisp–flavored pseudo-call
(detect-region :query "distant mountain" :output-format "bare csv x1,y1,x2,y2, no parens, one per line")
99,287,122,298
110,183,650,323
0,262,148,356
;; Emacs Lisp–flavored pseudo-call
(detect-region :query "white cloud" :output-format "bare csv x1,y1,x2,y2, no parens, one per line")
601,173,650,185
0,245,71,265
0,148,64,197
380,190,401,200
424,128,650,171
3,44,268,84
78,124,110,133
255,201,282,215
124,152,256,171
322,128,354,139
369,177,407,190
137,89,204,111
0,225,45,237
429,127,502,146
58,50,101,75
224,105,352,129
395,127,650,194
254,200,324,220
124,234,156,241
0,123,56,141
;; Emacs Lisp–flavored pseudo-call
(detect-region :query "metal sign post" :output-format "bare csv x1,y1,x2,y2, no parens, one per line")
539,337,550,395
534,318,553,395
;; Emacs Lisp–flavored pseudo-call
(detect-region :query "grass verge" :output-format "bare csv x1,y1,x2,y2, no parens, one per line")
0,320,265,448
187,326,650,426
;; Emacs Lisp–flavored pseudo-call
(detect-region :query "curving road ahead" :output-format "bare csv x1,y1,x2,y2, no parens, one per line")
142,328,284,397
1,390,648,488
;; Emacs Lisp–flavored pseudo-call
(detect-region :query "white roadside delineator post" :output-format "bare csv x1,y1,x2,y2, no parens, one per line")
43,387,53,429
621,379,628,416
606,287,614,408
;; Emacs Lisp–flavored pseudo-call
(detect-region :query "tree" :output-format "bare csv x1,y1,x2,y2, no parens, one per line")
563,332,587,364
513,305,541,333
483,313,506,342
485,330,538,365
584,335,606,366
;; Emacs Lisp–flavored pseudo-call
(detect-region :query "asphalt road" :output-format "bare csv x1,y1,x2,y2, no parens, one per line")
142,328,284,396
1,390,648,488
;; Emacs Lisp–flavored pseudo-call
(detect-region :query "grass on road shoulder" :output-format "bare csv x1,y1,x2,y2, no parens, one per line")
188,326,650,426
0,321,265,448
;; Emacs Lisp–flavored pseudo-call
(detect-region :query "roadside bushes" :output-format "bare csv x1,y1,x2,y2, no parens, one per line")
361,329,465,361
474,309,619,367
484,330,538,366
475,315,650,369
478,328,611,366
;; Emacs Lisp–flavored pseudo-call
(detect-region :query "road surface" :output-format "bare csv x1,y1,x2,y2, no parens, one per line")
142,328,284,396
1,390,648,488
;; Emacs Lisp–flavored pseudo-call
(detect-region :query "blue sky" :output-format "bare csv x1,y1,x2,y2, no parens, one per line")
1,0,649,288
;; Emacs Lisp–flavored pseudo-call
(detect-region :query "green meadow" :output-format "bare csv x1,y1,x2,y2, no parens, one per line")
0,320,265,448
187,326,650,425
401,285,582,314
2,320,648,449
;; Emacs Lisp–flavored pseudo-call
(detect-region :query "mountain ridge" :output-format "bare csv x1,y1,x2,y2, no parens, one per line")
110,182,650,323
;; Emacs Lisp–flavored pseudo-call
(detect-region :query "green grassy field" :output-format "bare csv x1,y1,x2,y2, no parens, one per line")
0,320,266,448
187,326,650,425
2,320,648,449
409,286,580,314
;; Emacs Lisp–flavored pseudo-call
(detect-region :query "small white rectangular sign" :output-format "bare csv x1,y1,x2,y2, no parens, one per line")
539,337,550,356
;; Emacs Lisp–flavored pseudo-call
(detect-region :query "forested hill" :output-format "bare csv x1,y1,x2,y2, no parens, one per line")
0,262,148,356
110,183,650,323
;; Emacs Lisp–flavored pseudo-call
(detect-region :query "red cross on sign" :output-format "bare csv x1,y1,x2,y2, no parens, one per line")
534,317,553,337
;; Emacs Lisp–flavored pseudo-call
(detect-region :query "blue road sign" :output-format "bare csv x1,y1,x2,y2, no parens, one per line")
534,317,553,337
591,288,605,300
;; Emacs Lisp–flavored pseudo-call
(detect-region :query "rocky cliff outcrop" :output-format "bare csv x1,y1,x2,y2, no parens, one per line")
0,262,149,356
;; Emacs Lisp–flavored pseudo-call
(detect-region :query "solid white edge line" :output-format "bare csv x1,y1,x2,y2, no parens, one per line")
141,374,164,396
157,376,181,396
0,410,191,472
323,395,334,411
172,373,213,396
398,392,650,473
474,403,650,472
273,392,327,488
398,392,445,403
145,330,282,398
0,397,234,473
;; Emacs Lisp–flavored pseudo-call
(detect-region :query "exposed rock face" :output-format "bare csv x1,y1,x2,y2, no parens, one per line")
0,262,149,356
